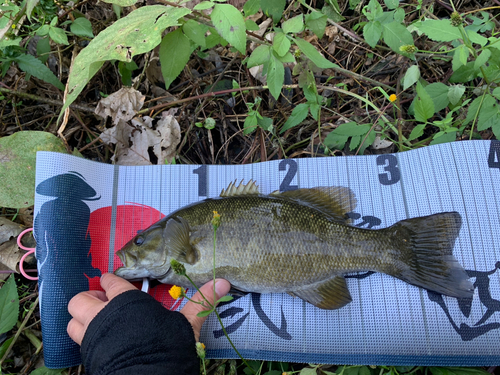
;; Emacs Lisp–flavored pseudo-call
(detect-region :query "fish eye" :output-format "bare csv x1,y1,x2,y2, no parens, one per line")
134,236,145,246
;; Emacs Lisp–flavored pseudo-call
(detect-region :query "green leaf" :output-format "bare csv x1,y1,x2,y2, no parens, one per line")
324,132,348,151
273,32,290,57
418,19,462,42
49,26,69,45
211,4,246,54
363,21,383,48
403,65,420,91
448,84,465,105
26,0,39,20
299,368,318,375
476,94,499,131
257,116,273,132
0,337,14,359
275,51,295,63
364,0,383,20
474,49,491,70
393,7,405,23
261,0,286,23
70,17,94,38
414,81,435,122
118,61,138,86
382,21,414,54
293,37,337,69
267,52,284,100
450,61,478,83
159,28,192,89
183,19,207,48
30,367,65,375
0,131,68,207
408,123,425,141
283,14,304,34
245,19,260,31
61,5,190,114
304,11,326,39
464,96,482,125
425,82,449,112
466,30,488,46
197,309,213,317
36,24,50,36
194,1,214,10
452,44,469,71
247,45,270,67
280,103,309,133
217,295,234,303
14,54,64,90
36,37,51,64
384,0,398,9
492,87,500,100
101,0,137,6
243,0,260,16
334,122,370,136
0,276,19,335
430,130,456,145
244,113,258,134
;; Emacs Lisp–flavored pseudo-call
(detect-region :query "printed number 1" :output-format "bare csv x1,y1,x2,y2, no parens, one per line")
488,141,500,170
193,165,207,196
279,160,298,192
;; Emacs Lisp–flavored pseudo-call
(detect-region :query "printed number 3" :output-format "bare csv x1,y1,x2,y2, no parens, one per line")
377,155,400,185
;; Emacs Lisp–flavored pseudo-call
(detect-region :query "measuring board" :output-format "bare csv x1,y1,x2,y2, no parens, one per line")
33,140,500,369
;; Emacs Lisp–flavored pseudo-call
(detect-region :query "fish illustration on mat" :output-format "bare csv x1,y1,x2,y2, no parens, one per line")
115,180,473,310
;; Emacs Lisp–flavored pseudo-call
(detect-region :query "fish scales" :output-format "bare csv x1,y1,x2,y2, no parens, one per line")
115,180,474,310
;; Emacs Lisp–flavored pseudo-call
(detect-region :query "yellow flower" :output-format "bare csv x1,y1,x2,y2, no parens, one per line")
11,24,16,29
213,210,220,218
389,94,397,102
200,343,205,350
211,210,221,229
196,342,206,359
168,285,183,299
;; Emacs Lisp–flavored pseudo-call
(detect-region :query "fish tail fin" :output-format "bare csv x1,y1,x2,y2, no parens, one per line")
389,212,473,298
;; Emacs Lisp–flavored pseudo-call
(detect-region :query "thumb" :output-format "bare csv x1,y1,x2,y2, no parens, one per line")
180,279,231,342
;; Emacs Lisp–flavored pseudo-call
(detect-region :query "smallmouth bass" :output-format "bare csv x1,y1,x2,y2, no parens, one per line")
115,180,473,309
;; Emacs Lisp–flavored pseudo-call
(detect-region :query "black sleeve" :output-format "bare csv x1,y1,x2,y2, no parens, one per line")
81,289,199,375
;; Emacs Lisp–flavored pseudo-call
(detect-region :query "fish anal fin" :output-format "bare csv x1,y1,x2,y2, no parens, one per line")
279,187,357,222
220,180,260,197
163,217,198,265
289,275,352,310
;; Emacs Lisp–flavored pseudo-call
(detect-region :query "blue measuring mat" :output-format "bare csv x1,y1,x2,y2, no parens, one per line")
33,140,500,369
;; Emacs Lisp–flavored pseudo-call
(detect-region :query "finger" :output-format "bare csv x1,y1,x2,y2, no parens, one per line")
180,279,231,341
67,318,85,346
68,291,108,327
100,273,137,300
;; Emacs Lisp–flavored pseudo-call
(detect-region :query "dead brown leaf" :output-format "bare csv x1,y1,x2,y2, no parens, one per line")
95,87,145,125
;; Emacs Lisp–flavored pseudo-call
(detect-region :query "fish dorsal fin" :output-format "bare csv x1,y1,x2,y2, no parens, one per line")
275,186,357,222
220,180,260,197
163,217,198,264
288,275,352,310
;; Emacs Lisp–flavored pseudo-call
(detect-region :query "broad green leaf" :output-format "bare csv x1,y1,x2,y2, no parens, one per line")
430,130,456,145
61,5,190,114
159,29,191,89
243,0,260,16
393,7,405,23
247,45,270,67
36,24,50,36
322,4,344,23
273,32,290,57
70,17,94,38
217,295,234,303
280,103,309,133
0,131,68,208
14,54,64,90
492,87,500,100
425,82,449,112
452,44,469,71
363,21,383,48
474,49,491,70
334,122,370,136
466,30,488,46
382,21,414,54
414,81,435,122
403,65,420,91
476,94,499,131
194,1,214,10
293,37,337,69
364,0,383,21
384,0,398,9
49,26,69,45
260,0,286,23
0,337,14,359
448,84,465,105
183,19,206,47
418,19,462,42
26,0,39,20
408,123,425,141
357,126,376,155
244,113,258,134
276,51,295,63
36,36,51,64
464,96,482,125
101,0,137,6
304,11,326,38
283,14,304,34
324,133,348,151
0,276,19,335
267,52,284,100
257,116,273,132
245,19,259,31
211,4,246,54
30,367,65,375
450,61,478,83
300,368,318,375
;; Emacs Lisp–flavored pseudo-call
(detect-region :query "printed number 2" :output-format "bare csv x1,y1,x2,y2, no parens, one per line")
193,165,207,196
488,141,500,170
279,160,298,192
377,155,400,185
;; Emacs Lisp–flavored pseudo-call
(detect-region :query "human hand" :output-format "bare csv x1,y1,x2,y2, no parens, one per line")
67,273,231,345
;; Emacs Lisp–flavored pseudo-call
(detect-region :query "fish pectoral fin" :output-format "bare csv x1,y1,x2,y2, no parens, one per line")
289,276,352,310
276,187,357,223
164,216,198,265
